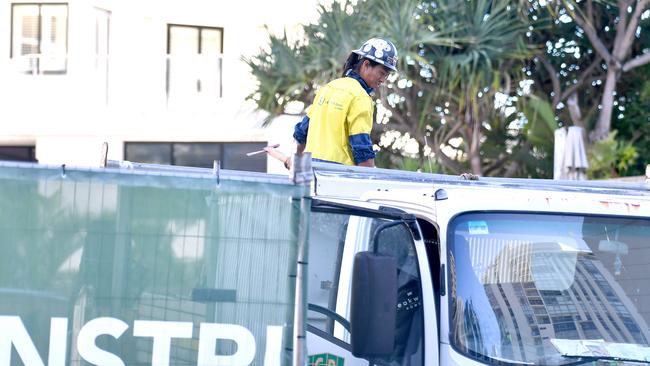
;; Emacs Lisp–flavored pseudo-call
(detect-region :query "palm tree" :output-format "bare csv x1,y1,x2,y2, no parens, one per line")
420,0,536,175
243,1,367,124
245,0,540,176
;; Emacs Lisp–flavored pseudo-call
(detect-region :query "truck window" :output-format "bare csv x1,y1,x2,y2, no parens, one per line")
306,211,348,335
307,211,424,366
448,213,650,365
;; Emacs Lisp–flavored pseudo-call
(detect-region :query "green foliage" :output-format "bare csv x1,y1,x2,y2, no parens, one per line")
434,0,533,92
398,156,442,173
243,1,379,125
245,0,650,178
243,30,311,124
525,0,650,177
586,131,639,179
375,151,442,173
614,64,650,176
520,94,557,146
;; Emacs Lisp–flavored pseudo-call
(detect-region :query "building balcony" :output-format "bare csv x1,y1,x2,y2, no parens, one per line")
2,53,227,115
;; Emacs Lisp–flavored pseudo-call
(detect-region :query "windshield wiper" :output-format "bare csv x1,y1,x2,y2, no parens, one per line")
551,339,650,365
561,354,650,365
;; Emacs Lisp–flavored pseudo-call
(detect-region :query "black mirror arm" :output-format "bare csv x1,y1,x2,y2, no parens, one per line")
307,303,351,333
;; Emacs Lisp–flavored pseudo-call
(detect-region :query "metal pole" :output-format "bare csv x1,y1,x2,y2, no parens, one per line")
292,153,312,366
292,196,309,366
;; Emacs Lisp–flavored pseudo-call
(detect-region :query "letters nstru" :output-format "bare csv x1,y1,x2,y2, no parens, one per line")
0,316,282,366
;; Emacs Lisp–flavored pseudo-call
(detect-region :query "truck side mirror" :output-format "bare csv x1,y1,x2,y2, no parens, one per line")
350,251,398,358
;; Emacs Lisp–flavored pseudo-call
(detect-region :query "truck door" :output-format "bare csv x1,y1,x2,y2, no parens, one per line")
306,199,425,366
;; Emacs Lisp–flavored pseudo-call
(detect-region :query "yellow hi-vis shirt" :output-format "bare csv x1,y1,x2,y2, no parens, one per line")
304,77,374,165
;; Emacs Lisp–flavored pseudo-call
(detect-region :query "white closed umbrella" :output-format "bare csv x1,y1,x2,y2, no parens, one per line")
554,126,589,180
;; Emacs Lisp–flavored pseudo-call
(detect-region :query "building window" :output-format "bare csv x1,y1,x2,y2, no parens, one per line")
124,142,267,172
0,146,37,162
166,24,223,102
11,3,68,74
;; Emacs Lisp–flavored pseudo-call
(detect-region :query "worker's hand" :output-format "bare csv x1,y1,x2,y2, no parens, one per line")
263,146,291,170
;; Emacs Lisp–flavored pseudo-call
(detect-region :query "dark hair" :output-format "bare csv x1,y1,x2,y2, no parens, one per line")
342,53,360,76
341,53,382,77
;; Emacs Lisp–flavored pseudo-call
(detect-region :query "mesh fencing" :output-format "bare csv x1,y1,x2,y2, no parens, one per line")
0,163,309,365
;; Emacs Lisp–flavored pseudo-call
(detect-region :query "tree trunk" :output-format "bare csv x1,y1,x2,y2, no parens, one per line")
469,146,482,175
503,141,531,178
464,98,483,176
433,144,464,174
590,67,618,142
418,142,426,172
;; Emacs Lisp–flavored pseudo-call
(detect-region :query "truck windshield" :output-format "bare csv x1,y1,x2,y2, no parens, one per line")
448,213,650,365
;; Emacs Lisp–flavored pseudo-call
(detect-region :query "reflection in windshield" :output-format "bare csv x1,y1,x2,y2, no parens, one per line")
449,213,650,365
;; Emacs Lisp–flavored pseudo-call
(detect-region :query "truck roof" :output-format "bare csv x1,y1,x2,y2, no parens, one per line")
4,159,646,198
311,162,650,198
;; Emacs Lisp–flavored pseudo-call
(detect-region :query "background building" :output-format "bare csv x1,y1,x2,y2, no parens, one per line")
0,0,318,173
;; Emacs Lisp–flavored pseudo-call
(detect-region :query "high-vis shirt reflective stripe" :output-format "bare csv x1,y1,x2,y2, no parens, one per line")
304,77,374,165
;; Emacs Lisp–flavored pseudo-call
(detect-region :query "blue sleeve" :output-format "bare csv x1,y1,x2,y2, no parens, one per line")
293,116,309,144
349,133,376,165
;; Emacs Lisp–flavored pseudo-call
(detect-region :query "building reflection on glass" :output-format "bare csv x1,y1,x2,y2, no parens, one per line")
496,256,646,358
452,234,650,363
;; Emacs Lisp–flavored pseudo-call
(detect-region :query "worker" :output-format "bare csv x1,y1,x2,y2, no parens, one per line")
266,38,398,169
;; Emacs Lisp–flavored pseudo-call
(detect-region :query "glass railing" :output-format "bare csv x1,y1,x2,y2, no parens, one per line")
5,53,225,108
9,53,68,75
165,53,224,103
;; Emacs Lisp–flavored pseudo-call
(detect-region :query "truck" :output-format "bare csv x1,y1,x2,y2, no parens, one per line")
0,155,649,366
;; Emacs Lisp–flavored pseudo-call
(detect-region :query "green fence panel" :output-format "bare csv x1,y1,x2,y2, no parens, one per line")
0,164,309,366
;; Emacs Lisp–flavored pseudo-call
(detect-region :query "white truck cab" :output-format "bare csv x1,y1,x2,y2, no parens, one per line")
305,162,650,366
